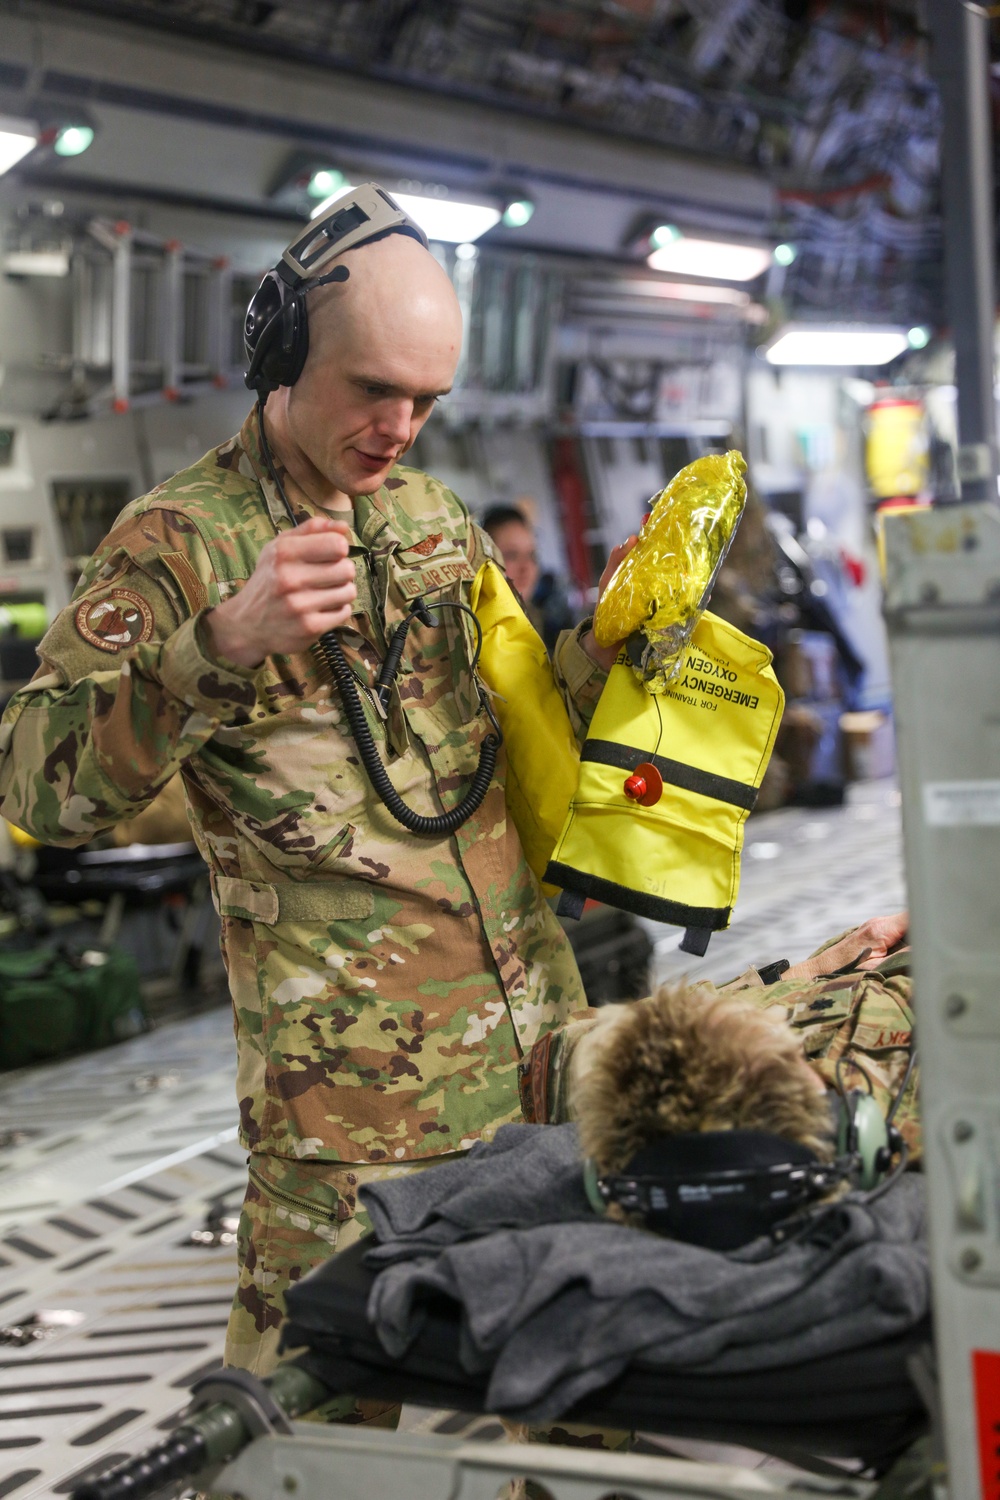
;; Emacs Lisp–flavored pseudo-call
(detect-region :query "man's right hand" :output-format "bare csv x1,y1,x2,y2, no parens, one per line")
203,516,356,668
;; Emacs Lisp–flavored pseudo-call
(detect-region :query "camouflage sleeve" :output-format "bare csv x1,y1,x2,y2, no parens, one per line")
518,1013,599,1125
0,508,258,846
552,620,608,740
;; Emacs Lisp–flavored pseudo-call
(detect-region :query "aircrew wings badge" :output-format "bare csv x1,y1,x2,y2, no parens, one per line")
75,588,155,653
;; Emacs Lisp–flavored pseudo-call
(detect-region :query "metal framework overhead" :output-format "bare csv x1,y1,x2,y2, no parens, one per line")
0,0,961,322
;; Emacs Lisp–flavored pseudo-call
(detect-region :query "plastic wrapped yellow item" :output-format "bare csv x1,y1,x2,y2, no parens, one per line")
470,560,580,893
593,450,747,692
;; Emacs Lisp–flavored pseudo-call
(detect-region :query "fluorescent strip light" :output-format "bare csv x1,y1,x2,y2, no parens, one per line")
311,183,500,243
641,280,750,306
393,193,500,243
647,238,772,282
0,117,38,177
766,326,909,366
3,249,70,277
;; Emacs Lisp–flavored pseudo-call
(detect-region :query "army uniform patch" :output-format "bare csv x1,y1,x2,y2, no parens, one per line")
75,588,154,653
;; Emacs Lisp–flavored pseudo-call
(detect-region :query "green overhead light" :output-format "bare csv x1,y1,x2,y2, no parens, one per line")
53,124,94,158
502,198,535,228
773,242,797,266
307,167,347,200
650,223,681,250
907,326,931,350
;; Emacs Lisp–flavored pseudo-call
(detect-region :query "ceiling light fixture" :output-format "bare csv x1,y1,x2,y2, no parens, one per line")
502,198,535,228
647,230,773,282
765,325,910,366
3,248,70,277
636,280,750,307
53,124,95,158
650,224,682,249
311,181,501,243
307,167,348,200
0,116,38,178
394,192,500,243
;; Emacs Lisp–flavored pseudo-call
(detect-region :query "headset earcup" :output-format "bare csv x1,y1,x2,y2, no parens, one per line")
852,1093,891,1190
281,293,309,386
582,1157,608,1217
244,276,308,393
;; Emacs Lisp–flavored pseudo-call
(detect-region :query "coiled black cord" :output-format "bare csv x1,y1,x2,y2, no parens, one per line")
316,614,500,836
257,400,501,836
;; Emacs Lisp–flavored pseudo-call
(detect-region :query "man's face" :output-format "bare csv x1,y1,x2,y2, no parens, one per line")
283,240,462,502
490,519,539,602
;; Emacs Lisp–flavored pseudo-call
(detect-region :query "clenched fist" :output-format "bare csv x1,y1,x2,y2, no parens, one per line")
203,515,357,668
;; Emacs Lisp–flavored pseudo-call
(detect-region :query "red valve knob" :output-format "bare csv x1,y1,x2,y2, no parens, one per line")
623,763,663,807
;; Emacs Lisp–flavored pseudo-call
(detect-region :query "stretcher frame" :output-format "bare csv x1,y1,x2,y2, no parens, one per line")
208,1418,877,1500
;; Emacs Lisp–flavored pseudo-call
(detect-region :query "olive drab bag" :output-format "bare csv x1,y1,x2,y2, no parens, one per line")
470,560,580,893
544,610,784,951
0,943,147,1070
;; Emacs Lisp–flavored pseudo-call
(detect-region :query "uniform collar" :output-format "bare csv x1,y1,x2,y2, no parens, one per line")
237,404,393,549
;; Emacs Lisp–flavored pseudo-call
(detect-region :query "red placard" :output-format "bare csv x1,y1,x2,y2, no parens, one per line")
974,1350,1000,1499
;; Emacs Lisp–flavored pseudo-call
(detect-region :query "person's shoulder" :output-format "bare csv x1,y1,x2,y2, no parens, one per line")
133,433,268,536
383,464,470,527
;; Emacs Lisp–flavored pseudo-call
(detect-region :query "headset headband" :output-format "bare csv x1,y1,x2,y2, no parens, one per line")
280,182,429,286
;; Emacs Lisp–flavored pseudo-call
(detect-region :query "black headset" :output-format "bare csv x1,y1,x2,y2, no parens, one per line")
244,182,429,396
583,1070,912,1252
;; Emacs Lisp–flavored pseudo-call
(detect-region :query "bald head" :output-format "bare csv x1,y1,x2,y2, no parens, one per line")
267,232,463,509
310,232,463,368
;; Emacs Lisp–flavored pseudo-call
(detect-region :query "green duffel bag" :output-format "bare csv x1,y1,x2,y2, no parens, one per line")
0,944,147,1070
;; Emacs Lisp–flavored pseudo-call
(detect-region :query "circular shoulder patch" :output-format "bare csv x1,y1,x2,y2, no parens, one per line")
75,588,155,654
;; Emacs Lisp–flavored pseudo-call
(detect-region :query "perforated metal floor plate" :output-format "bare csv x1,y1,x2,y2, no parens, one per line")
0,1140,246,1499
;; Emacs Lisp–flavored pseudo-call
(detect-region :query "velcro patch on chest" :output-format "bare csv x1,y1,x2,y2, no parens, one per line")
75,588,154,653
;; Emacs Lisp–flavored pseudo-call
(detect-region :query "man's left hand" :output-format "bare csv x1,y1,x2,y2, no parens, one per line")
582,535,639,671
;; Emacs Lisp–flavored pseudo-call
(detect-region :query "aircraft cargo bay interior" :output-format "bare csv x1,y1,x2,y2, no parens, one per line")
0,4,995,1499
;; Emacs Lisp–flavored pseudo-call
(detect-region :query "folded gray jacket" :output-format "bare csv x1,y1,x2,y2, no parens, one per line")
360,1122,929,1423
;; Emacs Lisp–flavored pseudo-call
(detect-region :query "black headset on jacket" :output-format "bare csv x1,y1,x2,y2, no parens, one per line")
583,1065,912,1252
241,182,502,838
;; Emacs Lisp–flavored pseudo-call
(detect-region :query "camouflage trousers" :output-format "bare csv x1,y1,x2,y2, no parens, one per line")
225,1152,629,1449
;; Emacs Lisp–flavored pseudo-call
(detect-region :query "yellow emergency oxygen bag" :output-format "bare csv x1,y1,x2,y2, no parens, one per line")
544,450,783,952
472,452,784,949
544,610,784,949
469,560,580,893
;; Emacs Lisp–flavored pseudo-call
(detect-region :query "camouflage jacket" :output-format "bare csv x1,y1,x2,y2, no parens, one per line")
0,409,606,1163
518,951,919,1161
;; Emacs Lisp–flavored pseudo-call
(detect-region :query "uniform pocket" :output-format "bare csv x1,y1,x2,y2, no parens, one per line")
215,865,374,923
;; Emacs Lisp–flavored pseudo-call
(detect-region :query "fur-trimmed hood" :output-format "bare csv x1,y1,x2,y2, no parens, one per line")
571,982,835,1175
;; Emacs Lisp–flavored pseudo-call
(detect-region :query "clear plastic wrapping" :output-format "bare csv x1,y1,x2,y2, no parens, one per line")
593,450,747,692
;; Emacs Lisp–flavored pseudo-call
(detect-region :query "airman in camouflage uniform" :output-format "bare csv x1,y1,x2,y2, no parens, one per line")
0,229,623,1390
